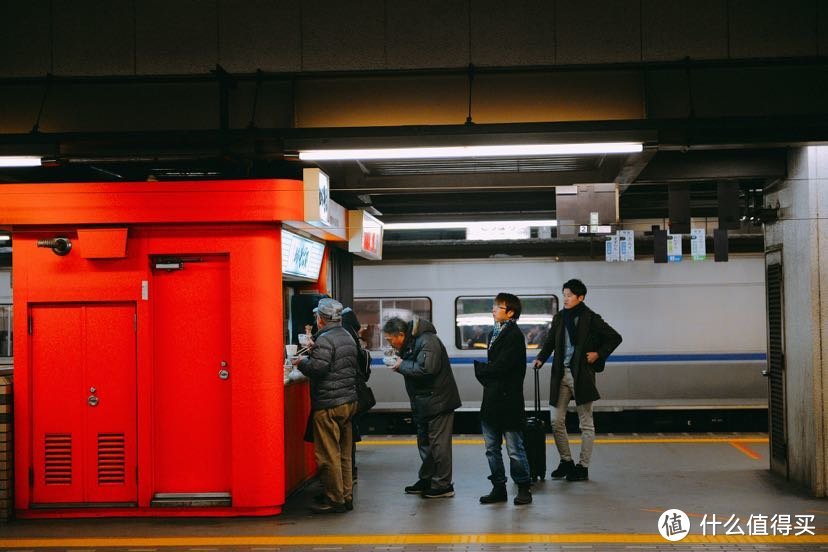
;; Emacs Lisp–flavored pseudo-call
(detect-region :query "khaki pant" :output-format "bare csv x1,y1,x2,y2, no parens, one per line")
312,401,358,504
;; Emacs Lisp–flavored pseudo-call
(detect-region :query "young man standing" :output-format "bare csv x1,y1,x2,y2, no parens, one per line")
474,293,533,505
532,279,622,482
383,316,461,498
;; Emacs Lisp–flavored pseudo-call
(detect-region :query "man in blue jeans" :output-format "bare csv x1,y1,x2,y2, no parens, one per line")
474,292,532,505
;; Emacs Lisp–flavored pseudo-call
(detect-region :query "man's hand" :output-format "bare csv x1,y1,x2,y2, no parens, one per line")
532,359,543,370
290,355,305,367
586,352,599,364
391,358,403,373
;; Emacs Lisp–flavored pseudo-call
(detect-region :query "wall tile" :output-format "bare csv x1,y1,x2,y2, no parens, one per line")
729,0,818,58
471,0,555,67
642,0,727,61
557,0,641,64
301,0,385,71
53,0,134,75
136,0,217,74
218,0,301,73
0,1,51,77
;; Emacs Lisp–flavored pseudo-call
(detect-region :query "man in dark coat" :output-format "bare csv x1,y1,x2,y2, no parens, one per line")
474,293,533,505
383,316,461,498
532,279,622,482
293,298,359,513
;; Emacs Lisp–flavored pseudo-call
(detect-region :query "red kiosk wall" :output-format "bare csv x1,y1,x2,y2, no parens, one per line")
13,225,286,516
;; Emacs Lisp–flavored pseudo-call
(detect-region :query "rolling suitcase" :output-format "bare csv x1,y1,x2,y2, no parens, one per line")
524,368,547,480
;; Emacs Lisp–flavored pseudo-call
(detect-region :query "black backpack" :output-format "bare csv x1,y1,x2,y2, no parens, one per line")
356,345,372,382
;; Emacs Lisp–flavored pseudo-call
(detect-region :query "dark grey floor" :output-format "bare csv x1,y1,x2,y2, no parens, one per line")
1,434,826,551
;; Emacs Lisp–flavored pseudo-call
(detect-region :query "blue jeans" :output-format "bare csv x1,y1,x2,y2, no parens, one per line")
481,420,531,486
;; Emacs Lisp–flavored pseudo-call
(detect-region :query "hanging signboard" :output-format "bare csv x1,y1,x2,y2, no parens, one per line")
284,168,348,241
667,233,683,262
282,229,325,281
618,230,635,262
348,210,384,260
690,228,707,261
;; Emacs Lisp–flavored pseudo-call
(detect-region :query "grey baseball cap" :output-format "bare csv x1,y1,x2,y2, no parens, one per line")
313,298,343,320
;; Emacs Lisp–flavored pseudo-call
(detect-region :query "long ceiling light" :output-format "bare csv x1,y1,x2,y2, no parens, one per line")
298,142,642,161
0,156,42,167
385,220,558,230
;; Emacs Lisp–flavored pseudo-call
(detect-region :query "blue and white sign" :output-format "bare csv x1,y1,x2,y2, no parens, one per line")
667,233,683,262
690,228,706,261
618,230,635,261
605,235,620,262
282,229,325,281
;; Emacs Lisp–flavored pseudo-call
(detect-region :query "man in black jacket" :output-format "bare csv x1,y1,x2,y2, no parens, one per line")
294,298,359,513
474,293,533,505
532,279,622,482
383,316,461,498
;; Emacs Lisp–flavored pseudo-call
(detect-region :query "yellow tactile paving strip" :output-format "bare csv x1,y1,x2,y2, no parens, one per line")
1,533,827,548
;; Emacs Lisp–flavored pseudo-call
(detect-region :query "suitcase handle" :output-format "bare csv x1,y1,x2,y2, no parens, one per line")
534,366,541,413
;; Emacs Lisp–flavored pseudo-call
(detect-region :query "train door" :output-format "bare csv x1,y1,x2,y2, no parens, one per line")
31,303,137,505
151,255,231,502
765,251,787,476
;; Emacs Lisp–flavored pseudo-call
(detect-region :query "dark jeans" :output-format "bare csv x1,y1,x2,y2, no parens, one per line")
481,419,531,486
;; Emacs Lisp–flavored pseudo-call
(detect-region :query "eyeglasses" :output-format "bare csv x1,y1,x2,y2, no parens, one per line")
492,305,507,310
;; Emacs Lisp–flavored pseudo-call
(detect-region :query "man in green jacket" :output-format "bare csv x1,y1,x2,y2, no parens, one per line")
383,316,461,498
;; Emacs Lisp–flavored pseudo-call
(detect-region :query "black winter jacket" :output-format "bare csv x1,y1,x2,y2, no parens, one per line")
397,317,462,422
298,321,359,410
474,321,527,430
534,304,622,406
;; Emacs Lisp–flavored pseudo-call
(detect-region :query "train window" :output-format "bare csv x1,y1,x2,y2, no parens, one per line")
455,295,558,350
0,304,11,358
353,297,432,351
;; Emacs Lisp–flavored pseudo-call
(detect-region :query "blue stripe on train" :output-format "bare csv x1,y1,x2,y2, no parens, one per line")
372,352,766,365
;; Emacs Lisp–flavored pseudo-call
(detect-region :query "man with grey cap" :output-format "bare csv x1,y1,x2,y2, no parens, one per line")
292,298,359,513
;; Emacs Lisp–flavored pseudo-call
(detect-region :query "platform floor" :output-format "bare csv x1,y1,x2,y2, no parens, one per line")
2,433,827,551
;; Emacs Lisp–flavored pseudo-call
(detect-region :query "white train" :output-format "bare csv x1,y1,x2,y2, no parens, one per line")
353,255,768,413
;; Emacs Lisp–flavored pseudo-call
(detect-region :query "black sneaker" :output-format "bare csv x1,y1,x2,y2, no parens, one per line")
551,459,575,479
479,485,507,504
404,479,430,494
344,499,353,511
422,484,455,498
566,464,589,481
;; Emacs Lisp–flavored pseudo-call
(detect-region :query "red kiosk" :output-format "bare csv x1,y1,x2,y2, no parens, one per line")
1,178,324,517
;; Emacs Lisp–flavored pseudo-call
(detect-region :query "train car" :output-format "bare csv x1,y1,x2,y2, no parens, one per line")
353,255,768,428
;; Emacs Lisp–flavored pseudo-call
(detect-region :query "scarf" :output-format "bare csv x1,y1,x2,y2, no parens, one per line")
490,319,512,345
561,302,586,346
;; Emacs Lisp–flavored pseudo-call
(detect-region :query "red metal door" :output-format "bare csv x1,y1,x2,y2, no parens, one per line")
31,304,137,505
152,255,231,496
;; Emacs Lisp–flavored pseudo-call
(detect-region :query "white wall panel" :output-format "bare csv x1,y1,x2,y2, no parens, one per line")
136,0,217,74
729,0,818,58
642,0,727,61
470,0,555,67
53,0,134,76
300,0,385,71
218,0,301,73
0,0,51,77
386,0,468,69
556,0,641,64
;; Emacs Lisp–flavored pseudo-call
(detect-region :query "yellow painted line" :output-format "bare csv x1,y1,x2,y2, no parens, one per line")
730,440,762,459
1,534,828,548
361,437,768,446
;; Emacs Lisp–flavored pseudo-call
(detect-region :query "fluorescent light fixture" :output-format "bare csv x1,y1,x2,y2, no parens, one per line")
0,236,10,242
299,143,642,161
385,220,558,231
0,156,42,167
